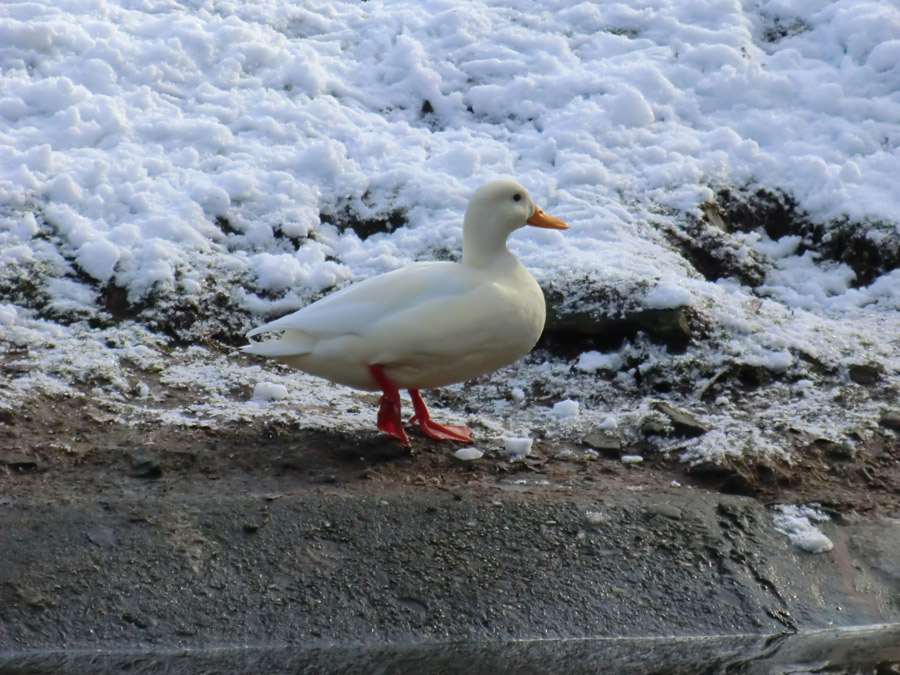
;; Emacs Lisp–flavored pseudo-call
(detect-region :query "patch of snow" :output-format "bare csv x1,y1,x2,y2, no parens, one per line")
549,399,580,420
251,382,289,402
643,281,693,310
503,437,533,459
0,305,17,327
454,447,484,461
596,416,618,432
771,504,834,554
576,351,624,373
0,0,897,472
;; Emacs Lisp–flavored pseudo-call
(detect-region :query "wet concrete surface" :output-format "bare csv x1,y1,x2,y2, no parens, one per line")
2,481,899,653
2,404,900,672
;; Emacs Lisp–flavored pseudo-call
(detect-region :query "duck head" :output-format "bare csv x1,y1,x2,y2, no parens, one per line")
462,178,568,268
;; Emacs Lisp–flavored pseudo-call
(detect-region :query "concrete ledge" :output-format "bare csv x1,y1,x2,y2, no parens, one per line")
2,486,898,653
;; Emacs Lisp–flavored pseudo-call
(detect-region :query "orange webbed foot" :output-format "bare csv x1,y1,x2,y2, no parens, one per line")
409,390,472,443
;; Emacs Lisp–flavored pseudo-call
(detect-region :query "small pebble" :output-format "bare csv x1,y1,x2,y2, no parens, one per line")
585,510,607,525
621,454,644,464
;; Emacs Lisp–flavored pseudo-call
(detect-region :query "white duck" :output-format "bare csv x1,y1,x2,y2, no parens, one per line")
243,178,568,445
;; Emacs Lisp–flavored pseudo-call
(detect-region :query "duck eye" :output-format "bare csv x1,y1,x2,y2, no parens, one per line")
513,193,522,202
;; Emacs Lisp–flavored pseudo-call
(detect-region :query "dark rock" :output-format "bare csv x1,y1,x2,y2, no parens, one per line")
0,409,14,425
814,439,854,461
687,462,754,496
665,204,767,286
640,419,669,437
122,612,153,629
129,450,162,479
646,504,683,520
320,206,408,241
540,277,695,354
712,186,900,288
879,411,900,431
0,451,42,472
652,402,710,437
848,363,882,386
582,432,621,456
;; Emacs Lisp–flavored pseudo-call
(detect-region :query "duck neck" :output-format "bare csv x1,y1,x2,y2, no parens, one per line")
462,221,516,270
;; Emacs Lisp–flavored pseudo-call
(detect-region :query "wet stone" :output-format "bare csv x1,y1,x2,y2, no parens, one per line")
582,432,621,456
848,363,882,386
878,411,900,431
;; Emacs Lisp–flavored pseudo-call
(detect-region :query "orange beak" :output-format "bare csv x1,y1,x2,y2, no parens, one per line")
527,206,568,230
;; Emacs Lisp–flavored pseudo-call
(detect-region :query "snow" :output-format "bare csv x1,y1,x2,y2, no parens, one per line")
643,280,693,310
251,381,289,402
1,0,899,473
549,399,580,421
0,305,17,327
503,437,533,459
576,351,624,373
771,504,834,554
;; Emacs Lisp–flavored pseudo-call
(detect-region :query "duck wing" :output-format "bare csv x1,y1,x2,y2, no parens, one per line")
245,262,476,342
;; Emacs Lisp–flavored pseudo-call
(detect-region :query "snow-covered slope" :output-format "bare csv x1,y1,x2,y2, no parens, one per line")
1,0,898,466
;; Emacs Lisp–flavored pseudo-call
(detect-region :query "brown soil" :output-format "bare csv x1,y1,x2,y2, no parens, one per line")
2,391,898,518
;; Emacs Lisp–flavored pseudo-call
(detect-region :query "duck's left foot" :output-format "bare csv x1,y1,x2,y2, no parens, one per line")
409,389,472,442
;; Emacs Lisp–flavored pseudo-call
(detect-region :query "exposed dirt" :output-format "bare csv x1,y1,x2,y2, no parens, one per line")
2,389,899,518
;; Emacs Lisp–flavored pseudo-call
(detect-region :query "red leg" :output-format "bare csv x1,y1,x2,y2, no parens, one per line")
409,389,472,442
368,364,409,446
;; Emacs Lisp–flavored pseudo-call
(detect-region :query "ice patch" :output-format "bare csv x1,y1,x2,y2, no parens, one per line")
771,504,833,554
